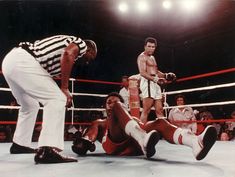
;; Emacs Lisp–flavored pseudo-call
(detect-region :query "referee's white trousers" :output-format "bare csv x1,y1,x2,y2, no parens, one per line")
2,47,66,150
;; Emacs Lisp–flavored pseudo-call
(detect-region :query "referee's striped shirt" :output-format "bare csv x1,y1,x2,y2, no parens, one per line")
19,35,87,76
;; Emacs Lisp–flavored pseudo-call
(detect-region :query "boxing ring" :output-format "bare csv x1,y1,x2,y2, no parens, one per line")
0,141,234,177
0,68,235,177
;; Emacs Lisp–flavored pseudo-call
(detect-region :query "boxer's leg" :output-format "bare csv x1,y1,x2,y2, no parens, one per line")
140,98,154,123
144,118,177,143
154,99,165,118
173,125,217,160
144,119,217,160
111,102,159,158
139,77,154,123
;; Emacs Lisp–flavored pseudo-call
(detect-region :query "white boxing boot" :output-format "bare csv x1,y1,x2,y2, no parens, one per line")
192,125,217,160
142,130,160,158
125,120,160,158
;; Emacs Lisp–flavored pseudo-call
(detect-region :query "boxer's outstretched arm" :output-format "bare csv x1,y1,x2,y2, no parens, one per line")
84,119,107,143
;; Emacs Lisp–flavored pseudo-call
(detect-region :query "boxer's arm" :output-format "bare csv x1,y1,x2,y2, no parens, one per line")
157,70,166,78
157,71,177,85
85,119,107,143
72,119,107,155
154,55,176,83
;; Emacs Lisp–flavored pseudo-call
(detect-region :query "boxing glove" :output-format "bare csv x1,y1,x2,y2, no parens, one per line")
71,137,96,155
165,72,177,82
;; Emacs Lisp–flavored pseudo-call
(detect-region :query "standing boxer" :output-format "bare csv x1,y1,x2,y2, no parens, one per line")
137,37,176,123
2,35,97,164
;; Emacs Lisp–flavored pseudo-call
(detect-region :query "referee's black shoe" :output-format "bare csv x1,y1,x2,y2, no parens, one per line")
34,146,78,164
10,142,36,154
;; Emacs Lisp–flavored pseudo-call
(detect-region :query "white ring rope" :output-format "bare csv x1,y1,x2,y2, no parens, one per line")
72,93,107,97
0,105,105,112
0,82,234,97
0,88,11,91
67,108,105,111
165,82,235,95
0,87,107,97
0,81,234,112
1,100,234,111
0,106,21,109
71,100,75,125
71,80,75,125
164,100,235,109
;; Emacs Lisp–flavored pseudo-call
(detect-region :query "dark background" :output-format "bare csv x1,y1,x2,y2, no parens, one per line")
0,0,234,117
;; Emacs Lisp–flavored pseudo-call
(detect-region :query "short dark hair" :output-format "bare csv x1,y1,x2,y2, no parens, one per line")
175,94,186,103
144,37,157,46
104,92,124,105
84,39,97,53
122,75,129,80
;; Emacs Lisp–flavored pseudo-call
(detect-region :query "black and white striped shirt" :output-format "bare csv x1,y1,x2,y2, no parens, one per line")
19,35,87,76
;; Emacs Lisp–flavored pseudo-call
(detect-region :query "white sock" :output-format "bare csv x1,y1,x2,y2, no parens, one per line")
125,119,146,146
173,128,196,148
83,135,90,141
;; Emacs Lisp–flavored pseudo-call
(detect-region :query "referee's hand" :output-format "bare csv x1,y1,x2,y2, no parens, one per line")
61,88,73,108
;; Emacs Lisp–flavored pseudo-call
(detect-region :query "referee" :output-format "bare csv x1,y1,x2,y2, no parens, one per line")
2,35,97,164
